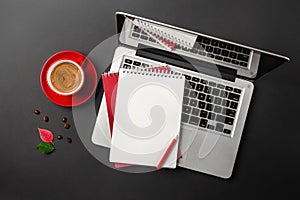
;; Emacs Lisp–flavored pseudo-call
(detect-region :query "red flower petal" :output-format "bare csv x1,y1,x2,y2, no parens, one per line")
38,128,54,143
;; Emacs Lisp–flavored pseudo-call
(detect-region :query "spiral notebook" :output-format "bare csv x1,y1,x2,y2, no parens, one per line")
102,65,169,169
102,66,169,138
128,17,197,51
109,67,185,168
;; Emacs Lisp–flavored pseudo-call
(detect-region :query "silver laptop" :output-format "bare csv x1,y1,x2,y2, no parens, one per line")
92,11,289,178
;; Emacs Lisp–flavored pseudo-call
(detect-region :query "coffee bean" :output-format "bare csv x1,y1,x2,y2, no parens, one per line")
62,117,67,123
66,137,72,143
57,135,63,140
34,109,40,115
64,123,70,129
43,116,49,122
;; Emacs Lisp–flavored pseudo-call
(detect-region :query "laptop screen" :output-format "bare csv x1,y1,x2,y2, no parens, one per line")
115,12,289,80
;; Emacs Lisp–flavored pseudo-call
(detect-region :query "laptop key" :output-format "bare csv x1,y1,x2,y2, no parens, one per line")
221,50,229,57
222,108,236,117
214,105,222,113
198,51,206,56
198,93,206,101
216,123,224,132
242,48,251,55
204,86,212,93
181,113,189,123
190,48,198,54
132,33,140,38
215,55,223,60
217,84,225,89
182,105,192,114
207,124,215,130
200,110,208,118
149,37,156,42
184,89,189,96
206,103,213,111
212,88,220,96
192,77,200,82
211,40,219,46
234,88,242,94
219,42,227,48
214,97,222,105
222,99,230,107
141,63,149,67
198,101,206,109
229,52,237,59
240,62,248,67
133,61,141,66
123,64,131,68
199,119,208,128
235,46,242,52
223,129,231,135
232,60,239,65
208,112,216,120
225,86,233,91
226,44,234,50
187,81,196,89
216,115,226,123
213,48,221,55
183,97,189,105
182,46,190,51
203,38,211,44
208,81,216,87
224,58,231,63
196,84,204,91
189,116,200,126
230,101,238,109
192,108,200,116
206,95,213,102
220,90,228,98
228,93,240,101
189,99,198,107
224,117,234,125
175,44,181,49
207,53,215,58
189,90,198,98
237,54,249,62
200,79,208,84
140,35,148,40
184,74,191,80
124,59,133,64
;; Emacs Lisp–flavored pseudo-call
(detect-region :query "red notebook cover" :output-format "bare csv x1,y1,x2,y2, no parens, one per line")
102,72,119,137
102,72,131,169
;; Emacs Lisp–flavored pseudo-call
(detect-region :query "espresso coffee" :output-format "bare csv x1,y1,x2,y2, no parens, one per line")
50,62,82,94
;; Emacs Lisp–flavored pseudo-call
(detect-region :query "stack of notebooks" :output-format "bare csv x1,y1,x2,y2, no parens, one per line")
101,65,185,169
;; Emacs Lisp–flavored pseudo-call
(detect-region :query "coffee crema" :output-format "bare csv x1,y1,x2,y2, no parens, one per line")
50,62,82,93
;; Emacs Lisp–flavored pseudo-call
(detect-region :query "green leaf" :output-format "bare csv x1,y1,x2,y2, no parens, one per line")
37,141,55,154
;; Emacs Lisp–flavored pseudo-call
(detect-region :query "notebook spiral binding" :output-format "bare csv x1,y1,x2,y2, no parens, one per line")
133,18,194,49
122,67,183,79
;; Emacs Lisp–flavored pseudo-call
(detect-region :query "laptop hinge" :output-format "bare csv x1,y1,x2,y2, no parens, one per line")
136,44,237,82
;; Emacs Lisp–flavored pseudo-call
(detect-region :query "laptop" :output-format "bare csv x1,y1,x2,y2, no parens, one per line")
92,11,289,178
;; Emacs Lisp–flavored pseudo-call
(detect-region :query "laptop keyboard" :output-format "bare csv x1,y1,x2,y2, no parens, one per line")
182,74,242,136
120,56,243,137
131,25,252,69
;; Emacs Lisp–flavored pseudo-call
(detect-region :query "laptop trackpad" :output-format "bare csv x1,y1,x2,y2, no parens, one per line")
180,126,220,160
198,132,220,159
179,128,198,155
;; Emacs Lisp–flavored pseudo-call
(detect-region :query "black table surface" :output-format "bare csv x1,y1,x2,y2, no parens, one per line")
1,0,299,199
